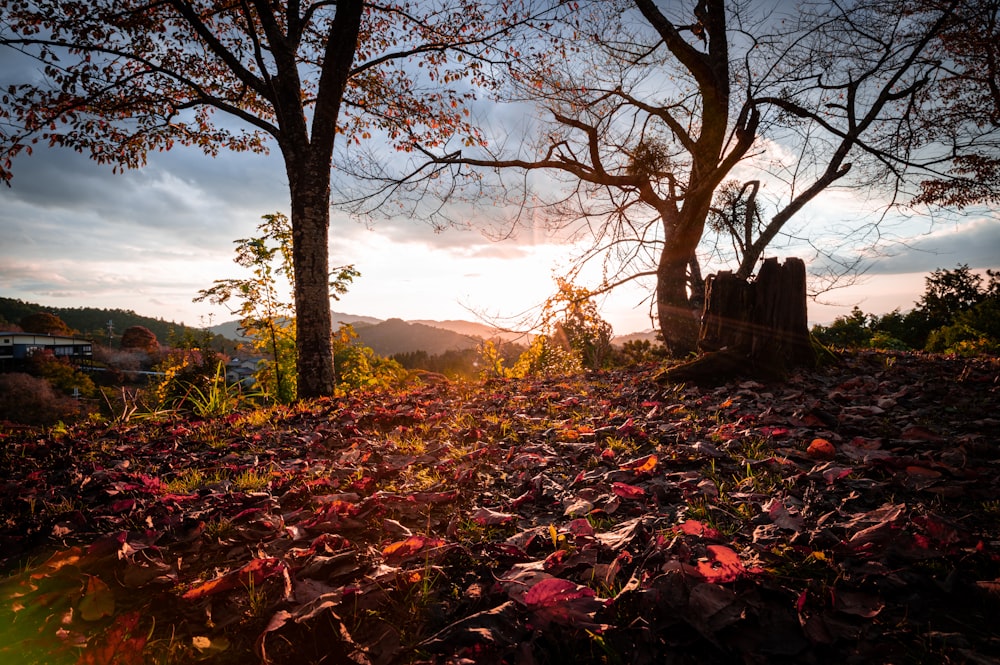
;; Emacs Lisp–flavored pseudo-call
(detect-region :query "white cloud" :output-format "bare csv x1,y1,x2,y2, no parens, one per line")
860,216,1000,275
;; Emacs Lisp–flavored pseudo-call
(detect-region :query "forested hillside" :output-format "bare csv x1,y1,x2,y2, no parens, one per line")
0,297,232,348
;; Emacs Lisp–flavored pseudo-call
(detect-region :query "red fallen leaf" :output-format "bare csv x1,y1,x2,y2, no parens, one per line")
848,436,882,450
676,520,723,541
544,549,570,570
617,418,645,438
410,490,460,504
349,476,375,492
382,535,447,564
470,507,517,526
611,482,646,500
695,545,747,583
807,438,836,460
181,558,285,601
901,425,945,441
619,454,657,475
765,498,804,532
109,499,135,514
78,611,146,665
824,466,852,484
525,577,593,607
524,577,608,629
759,426,790,439
796,589,809,613
912,514,962,546
567,518,594,538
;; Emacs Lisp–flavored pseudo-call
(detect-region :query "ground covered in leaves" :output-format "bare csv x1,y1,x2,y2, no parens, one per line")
1,351,999,665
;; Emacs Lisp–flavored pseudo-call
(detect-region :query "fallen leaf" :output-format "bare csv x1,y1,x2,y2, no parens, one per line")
611,482,646,499
77,612,146,665
524,577,608,629
79,575,115,621
381,535,447,564
470,507,518,526
694,545,747,584
181,558,285,601
806,438,836,460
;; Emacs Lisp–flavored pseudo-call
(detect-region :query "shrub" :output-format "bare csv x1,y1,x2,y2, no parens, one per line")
0,373,88,425
510,335,583,378
926,322,999,356
333,325,405,392
28,351,97,397
869,332,910,351
153,346,229,410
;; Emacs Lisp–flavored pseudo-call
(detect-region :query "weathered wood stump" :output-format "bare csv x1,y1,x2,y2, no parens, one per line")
657,257,816,384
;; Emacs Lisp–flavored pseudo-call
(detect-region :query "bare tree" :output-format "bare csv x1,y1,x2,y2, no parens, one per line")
360,0,966,359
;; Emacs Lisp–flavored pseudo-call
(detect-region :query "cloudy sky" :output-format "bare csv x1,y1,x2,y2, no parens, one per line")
1,21,997,337
2,137,996,336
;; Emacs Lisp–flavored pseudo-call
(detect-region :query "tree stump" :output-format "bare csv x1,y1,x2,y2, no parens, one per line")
658,257,816,384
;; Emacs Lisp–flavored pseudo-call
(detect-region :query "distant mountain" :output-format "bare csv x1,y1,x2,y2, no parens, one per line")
612,330,660,346
210,313,526,357
207,311,382,342
331,312,384,327
409,319,527,343
354,318,481,356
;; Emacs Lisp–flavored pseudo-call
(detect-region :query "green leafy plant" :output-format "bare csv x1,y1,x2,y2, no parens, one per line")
332,324,406,392
187,364,244,417
197,213,359,403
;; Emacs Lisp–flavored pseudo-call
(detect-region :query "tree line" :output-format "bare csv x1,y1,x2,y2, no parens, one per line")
812,265,1000,355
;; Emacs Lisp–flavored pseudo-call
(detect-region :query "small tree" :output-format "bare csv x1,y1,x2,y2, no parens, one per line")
197,213,358,403
28,350,97,398
917,265,985,330
545,279,614,371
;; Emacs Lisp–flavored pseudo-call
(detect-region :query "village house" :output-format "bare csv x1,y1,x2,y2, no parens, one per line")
0,332,94,371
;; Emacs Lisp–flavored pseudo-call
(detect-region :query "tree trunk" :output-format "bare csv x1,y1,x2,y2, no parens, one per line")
289,179,336,399
656,241,701,357
659,257,815,384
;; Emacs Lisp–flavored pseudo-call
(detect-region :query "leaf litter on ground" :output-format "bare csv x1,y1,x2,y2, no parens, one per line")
0,350,999,664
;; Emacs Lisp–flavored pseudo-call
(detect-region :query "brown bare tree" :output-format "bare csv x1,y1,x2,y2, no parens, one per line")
369,0,967,362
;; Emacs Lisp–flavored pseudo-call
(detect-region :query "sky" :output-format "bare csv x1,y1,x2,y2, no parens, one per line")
1,14,998,339
2,139,996,337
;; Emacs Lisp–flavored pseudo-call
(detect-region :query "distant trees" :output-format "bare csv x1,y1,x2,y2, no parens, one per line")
812,265,1000,355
